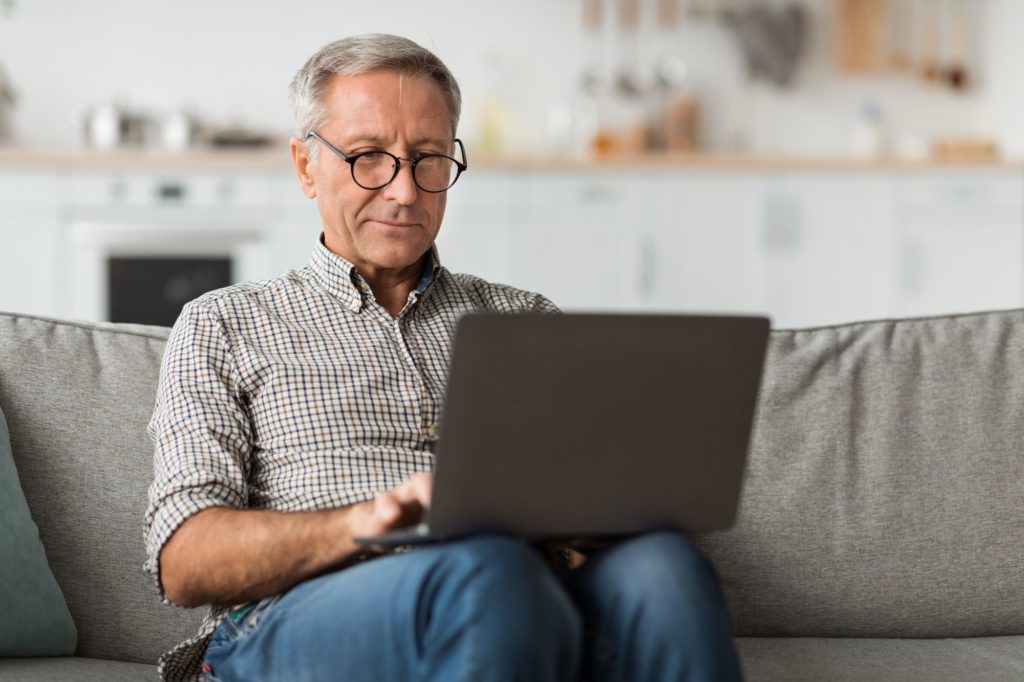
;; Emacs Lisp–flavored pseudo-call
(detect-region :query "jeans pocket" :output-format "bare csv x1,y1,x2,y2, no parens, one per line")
237,594,282,636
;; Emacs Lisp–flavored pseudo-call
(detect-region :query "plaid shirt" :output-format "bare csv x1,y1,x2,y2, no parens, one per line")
144,237,557,682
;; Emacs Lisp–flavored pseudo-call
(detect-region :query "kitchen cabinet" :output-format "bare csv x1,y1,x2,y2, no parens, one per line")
756,173,895,328
1,159,1023,330
0,172,61,317
276,171,324,273
891,172,1024,318
641,173,766,316
509,172,647,310
481,171,768,316
435,170,518,286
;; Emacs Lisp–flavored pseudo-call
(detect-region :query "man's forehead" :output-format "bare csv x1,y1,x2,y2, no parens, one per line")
325,71,447,114
321,71,451,141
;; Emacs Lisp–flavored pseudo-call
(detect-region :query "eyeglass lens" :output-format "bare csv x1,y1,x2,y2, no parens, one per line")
352,153,459,192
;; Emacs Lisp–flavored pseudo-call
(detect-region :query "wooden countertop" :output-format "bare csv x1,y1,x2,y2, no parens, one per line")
0,147,1021,172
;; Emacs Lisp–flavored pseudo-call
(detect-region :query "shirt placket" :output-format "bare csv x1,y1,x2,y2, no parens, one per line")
363,284,439,450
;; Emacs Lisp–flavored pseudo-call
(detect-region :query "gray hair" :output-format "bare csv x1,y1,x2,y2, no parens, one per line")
290,34,462,159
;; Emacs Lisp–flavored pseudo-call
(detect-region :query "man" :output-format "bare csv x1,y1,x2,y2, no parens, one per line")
144,34,742,682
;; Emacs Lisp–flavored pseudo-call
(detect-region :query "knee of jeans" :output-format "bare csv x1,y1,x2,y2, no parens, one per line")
443,534,582,644
445,534,546,581
594,531,719,600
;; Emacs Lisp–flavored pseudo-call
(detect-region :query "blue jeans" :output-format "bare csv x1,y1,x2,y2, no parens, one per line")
202,532,742,681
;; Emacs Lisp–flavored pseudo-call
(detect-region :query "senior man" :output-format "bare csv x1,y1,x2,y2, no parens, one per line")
144,34,742,682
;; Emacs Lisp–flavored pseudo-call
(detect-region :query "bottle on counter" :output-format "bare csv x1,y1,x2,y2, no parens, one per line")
651,0,698,153
851,101,886,158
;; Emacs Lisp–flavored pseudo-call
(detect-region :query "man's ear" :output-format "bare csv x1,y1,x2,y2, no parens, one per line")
290,137,317,199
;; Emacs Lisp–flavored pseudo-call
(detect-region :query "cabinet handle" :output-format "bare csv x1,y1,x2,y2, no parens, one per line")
762,193,802,253
637,233,656,297
156,182,186,202
901,235,922,294
109,179,128,202
579,183,615,203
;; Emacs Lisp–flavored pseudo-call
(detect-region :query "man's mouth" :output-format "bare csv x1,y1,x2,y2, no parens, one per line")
371,219,419,228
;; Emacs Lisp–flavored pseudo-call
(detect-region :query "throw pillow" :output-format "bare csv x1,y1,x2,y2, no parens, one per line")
0,404,77,655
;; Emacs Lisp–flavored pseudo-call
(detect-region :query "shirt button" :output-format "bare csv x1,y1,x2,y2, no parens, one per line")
425,424,439,440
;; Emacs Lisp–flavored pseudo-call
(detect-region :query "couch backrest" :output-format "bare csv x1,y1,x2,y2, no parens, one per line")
3,308,1023,652
699,308,1024,638
0,313,203,664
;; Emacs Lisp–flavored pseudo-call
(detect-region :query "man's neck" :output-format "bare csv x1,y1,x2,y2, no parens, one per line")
358,258,427,317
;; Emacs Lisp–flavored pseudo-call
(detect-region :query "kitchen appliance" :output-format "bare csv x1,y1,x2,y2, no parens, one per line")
63,171,278,326
82,103,154,150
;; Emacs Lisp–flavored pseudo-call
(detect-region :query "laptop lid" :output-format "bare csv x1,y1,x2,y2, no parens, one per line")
424,312,770,541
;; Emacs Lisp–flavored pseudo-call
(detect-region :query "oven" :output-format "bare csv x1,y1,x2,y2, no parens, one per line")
62,170,280,327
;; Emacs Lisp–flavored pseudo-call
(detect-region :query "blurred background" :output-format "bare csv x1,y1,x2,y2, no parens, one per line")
1,0,1022,328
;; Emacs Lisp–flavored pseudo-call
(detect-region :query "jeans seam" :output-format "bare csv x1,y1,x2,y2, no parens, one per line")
456,559,486,682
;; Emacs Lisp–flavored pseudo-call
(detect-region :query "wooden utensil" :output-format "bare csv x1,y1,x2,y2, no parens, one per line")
919,0,941,83
944,0,969,90
836,0,886,73
887,0,911,71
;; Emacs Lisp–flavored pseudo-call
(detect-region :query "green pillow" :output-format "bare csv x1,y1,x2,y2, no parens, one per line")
0,405,77,655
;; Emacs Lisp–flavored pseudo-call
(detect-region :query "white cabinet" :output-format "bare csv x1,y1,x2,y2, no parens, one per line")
509,172,648,311
276,171,324,274
0,172,61,317
1,163,1022,328
642,173,765,315
756,173,895,328
435,170,518,286
479,170,768,317
891,172,1024,318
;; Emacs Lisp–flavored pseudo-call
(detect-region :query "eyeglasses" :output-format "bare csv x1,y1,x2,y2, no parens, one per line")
305,131,468,193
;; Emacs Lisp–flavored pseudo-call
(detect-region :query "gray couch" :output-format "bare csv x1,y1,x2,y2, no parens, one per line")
0,308,1022,681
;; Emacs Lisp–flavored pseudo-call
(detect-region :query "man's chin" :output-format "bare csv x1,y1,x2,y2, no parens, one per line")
361,246,431,274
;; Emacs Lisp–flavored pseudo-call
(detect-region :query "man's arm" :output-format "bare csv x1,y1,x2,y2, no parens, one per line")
160,471,432,607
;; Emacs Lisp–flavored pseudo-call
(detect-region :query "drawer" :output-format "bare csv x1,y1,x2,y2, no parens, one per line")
0,172,61,204
900,173,1024,224
67,172,277,207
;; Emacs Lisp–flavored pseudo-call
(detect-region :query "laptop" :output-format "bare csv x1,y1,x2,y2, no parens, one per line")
355,312,770,547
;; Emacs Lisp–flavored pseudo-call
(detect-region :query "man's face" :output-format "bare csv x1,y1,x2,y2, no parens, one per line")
293,70,452,278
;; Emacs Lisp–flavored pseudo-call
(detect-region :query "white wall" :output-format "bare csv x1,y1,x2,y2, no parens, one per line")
0,0,1021,156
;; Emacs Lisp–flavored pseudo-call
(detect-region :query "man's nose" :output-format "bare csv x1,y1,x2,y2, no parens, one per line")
383,160,418,203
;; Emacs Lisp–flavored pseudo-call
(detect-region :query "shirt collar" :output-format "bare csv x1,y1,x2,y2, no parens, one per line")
308,235,442,313
415,246,442,294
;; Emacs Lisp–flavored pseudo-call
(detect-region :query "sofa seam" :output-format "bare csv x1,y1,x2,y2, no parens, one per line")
772,307,1024,334
946,638,1024,673
0,311,169,340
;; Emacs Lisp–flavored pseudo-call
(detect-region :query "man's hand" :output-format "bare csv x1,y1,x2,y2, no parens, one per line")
348,471,433,544
372,470,433,530
160,471,434,607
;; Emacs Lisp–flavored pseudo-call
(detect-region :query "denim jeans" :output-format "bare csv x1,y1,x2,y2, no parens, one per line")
202,531,742,682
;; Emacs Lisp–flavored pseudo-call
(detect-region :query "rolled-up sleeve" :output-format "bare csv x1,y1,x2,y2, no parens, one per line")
143,300,252,600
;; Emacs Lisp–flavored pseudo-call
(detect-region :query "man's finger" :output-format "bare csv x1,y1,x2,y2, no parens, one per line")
373,493,402,528
406,471,433,508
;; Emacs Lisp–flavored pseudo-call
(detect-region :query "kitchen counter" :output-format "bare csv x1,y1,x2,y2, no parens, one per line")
1,147,1022,172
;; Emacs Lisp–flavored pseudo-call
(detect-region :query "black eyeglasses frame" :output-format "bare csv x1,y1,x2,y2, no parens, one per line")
304,131,468,193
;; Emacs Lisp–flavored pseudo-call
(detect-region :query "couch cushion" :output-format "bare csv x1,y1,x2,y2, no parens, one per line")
700,309,1024,637
0,405,76,655
0,656,156,682
0,313,204,664
737,636,1024,682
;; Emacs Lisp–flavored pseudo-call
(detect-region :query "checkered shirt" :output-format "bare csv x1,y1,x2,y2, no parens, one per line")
143,238,557,682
